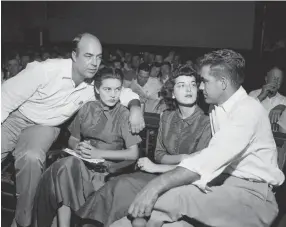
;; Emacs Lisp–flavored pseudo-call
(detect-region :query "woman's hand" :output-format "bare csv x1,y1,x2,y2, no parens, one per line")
137,157,158,173
75,141,103,159
75,141,92,159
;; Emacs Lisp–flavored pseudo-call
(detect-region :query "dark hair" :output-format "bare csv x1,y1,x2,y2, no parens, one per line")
198,49,245,88
138,63,151,72
72,33,85,53
94,67,123,89
160,64,199,110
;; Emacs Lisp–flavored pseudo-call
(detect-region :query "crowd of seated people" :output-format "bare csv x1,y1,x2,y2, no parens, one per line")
1,33,286,227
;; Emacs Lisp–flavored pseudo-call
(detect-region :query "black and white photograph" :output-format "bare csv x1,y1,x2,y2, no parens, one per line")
1,1,286,227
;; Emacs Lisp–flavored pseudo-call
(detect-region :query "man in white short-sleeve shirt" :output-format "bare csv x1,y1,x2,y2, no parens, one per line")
1,33,145,227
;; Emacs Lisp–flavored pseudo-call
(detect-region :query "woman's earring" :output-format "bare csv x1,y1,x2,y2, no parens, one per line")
172,95,175,99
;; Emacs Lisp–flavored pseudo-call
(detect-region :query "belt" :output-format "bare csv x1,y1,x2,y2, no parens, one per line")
243,178,273,189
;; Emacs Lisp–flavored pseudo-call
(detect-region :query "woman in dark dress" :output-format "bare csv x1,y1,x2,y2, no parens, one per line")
32,67,141,227
76,64,212,227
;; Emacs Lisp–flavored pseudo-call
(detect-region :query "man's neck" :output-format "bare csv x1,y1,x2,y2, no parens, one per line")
217,87,239,105
72,64,85,87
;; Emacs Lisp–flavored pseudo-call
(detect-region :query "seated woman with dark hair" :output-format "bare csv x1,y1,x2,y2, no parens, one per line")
32,67,141,227
75,64,212,227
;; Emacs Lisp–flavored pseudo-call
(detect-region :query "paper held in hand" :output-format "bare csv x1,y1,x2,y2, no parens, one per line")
63,148,105,164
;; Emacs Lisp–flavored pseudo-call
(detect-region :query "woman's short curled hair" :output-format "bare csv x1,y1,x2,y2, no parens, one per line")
160,64,200,110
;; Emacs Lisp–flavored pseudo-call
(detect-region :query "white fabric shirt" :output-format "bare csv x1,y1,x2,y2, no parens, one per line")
249,88,286,113
1,59,139,126
129,77,162,100
179,87,285,191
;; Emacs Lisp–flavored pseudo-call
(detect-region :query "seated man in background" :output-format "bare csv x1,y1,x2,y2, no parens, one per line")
128,63,163,113
249,58,286,125
160,61,172,84
5,52,22,80
117,49,284,227
123,54,140,88
1,33,144,227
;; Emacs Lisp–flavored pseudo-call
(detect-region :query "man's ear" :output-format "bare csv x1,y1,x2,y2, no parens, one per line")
71,51,77,62
220,76,228,90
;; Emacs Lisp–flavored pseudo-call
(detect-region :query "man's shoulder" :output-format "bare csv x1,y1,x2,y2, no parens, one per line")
233,95,266,118
41,58,71,67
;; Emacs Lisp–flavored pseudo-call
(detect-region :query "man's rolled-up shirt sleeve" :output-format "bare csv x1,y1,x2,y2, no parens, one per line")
178,106,257,190
119,87,140,107
1,62,47,123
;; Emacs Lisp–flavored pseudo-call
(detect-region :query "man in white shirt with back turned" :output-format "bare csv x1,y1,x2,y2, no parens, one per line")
118,49,285,227
1,33,145,227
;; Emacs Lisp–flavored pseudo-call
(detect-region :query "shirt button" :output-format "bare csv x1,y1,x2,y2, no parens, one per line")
79,101,83,105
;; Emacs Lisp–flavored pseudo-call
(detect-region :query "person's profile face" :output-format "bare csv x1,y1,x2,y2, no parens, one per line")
74,37,102,79
199,65,224,104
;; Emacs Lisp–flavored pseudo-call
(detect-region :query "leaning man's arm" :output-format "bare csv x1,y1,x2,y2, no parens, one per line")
119,87,140,108
1,62,47,123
